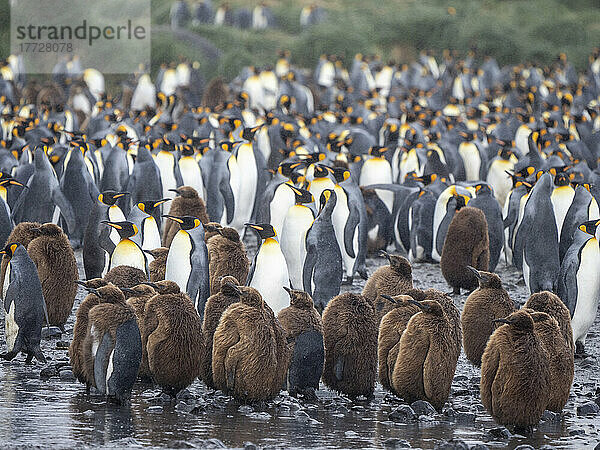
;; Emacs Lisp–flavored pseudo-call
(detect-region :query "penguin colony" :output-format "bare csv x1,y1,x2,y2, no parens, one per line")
0,48,598,431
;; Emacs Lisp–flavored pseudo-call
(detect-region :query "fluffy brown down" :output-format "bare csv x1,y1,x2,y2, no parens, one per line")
162,186,209,247
322,292,378,399
144,291,203,395
146,247,169,282
207,227,250,295
69,279,107,386
125,284,158,380
525,291,574,353
461,272,515,367
527,310,574,413
27,224,78,327
212,287,290,402
377,295,419,392
202,77,229,109
480,310,550,428
391,300,458,411
277,288,322,339
0,221,42,294
362,254,413,322
440,207,489,293
104,265,148,288
200,276,241,388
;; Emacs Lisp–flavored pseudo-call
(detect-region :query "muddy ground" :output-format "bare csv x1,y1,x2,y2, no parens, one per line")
0,245,599,449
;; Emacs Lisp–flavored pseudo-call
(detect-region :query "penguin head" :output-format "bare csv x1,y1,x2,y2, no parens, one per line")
163,215,203,231
368,146,388,158
241,124,264,142
474,183,492,197
407,299,444,317
553,172,570,187
285,183,314,205
218,140,242,152
219,276,241,297
33,223,63,237
75,278,108,291
0,242,20,259
277,161,305,178
121,284,156,298
319,189,337,212
283,286,314,309
451,194,468,211
526,310,555,326
379,250,412,279
380,294,416,309
579,220,600,237
220,227,241,243
413,173,437,186
331,167,351,184
144,280,180,295
466,266,502,289
204,222,224,240
239,286,264,309
95,284,127,305
313,164,333,179
169,186,199,199
98,191,129,206
498,147,513,160
137,199,171,214
101,221,139,239
493,310,534,333
244,223,276,240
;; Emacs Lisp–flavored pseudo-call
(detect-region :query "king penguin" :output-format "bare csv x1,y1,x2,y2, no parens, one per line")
177,142,205,201
550,172,576,240
128,199,171,251
307,164,335,212
163,215,209,317
154,138,183,215
360,146,394,214
432,185,472,262
245,223,290,314
102,220,149,276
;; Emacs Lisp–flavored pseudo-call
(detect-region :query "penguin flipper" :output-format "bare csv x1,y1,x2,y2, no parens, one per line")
51,187,76,233
94,331,115,395
220,178,235,225
343,203,360,259
334,357,344,382
302,236,317,296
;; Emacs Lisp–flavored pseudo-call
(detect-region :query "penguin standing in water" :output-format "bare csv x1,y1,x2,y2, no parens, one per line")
360,146,393,214
164,215,209,317
557,219,600,355
83,190,128,279
246,223,290,314
468,183,503,272
128,199,171,251
102,220,149,276
0,243,47,364
303,190,343,312
280,185,314,290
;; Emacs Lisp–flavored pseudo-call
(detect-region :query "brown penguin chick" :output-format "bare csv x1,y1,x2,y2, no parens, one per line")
103,265,147,289
526,310,574,413
322,292,378,399
200,276,241,388
70,278,108,388
204,222,223,242
0,221,42,295
378,295,420,392
277,287,322,338
212,286,290,402
391,299,459,411
440,205,489,294
202,77,229,109
150,280,181,295
124,284,158,381
143,287,203,396
525,291,574,353
362,251,413,322
26,223,78,328
207,226,250,295
162,186,209,247
145,247,169,282
461,268,516,367
480,310,550,429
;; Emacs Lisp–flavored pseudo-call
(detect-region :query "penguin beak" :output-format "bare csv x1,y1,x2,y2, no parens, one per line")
223,282,242,296
162,215,184,224
141,282,159,289
142,249,155,256
492,318,511,325
381,294,396,304
168,188,180,195
101,221,122,230
466,266,482,280
113,192,129,199
379,250,391,261
283,286,292,296
204,224,222,235
153,199,171,207
120,287,136,294
408,298,429,312
84,286,100,296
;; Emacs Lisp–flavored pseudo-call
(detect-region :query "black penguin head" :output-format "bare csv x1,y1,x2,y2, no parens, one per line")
379,250,412,279
553,172,570,187
0,176,27,189
451,193,468,211
244,223,276,240
218,140,242,152
277,161,305,178
331,167,351,184
493,310,534,333
101,221,139,239
241,124,264,142
474,183,492,196
137,199,170,214
498,148,513,160
163,215,203,231
98,191,128,206
466,266,502,289
579,220,600,237
313,164,333,179
408,299,444,317
283,286,314,309
169,186,199,199
368,146,388,158
0,242,20,259
121,284,156,298
285,183,314,204
319,189,337,212
413,173,437,186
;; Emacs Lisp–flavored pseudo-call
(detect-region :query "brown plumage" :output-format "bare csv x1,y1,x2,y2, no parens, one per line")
124,284,158,380
207,227,250,295
104,265,147,288
322,292,378,398
26,223,78,328
440,206,489,294
524,291,574,353
143,288,203,395
212,286,290,402
480,309,550,428
204,222,223,241
146,247,169,282
362,251,413,322
461,269,515,367
277,287,322,338
200,276,241,388
0,221,42,294
162,186,209,247
202,77,229,109
377,295,419,392
70,278,107,387
391,299,458,411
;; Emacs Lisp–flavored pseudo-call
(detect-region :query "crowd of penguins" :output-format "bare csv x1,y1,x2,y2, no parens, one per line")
1,47,600,433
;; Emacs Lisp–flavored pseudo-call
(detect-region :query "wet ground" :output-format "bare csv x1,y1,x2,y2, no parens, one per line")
0,247,599,449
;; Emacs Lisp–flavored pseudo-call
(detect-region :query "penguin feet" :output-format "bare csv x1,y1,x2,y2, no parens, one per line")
341,276,353,286
300,387,318,403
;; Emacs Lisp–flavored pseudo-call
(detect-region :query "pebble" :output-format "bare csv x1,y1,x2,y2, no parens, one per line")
389,405,417,423
569,429,586,436
455,412,476,423
41,327,62,339
344,431,358,438
243,443,258,450
248,412,271,421
433,439,469,450
82,409,95,417
175,401,194,413
40,366,57,378
577,401,600,416
488,427,512,440
541,410,561,422
55,341,70,349
202,438,226,448
410,400,436,416
58,369,75,381
383,438,411,448
238,405,253,414
147,406,163,414
514,446,535,450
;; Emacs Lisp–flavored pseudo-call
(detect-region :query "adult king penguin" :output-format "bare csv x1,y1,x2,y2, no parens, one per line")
128,199,171,251
102,220,148,276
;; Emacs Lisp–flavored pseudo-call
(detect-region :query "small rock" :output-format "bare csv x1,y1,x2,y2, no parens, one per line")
569,429,585,436
82,409,95,417
244,443,258,450
238,405,253,414
514,446,535,450
410,400,436,416
433,439,469,450
453,375,468,382
442,406,456,418
470,446,489,450
455,412,475,423
451,387,470,397
389,405,417,423
58,369,75,381
40,366,57,379
577,401,600,416
248,412,271,421
56,341,70,349
202,438,226,448
345,431,358,438
175,401,194,413
488,427,511,440
176,388,194,401
383,438,411,448
541,410,560,422
147,406,163,414
42,327,62,339
294,410,310,423
470,376,481,385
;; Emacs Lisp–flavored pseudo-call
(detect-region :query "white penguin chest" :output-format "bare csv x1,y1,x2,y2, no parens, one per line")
142,216,162,250
179,157,202,189
551,187,576,236
458,142,481,181
270,185,296,237
250,239,289,313
572,238,600,341
360,159,393,213
166,231,193,292
155,152,177,193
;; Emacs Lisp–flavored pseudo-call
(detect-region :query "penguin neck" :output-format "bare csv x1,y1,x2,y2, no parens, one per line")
262,237,278,246
0,186,6,203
